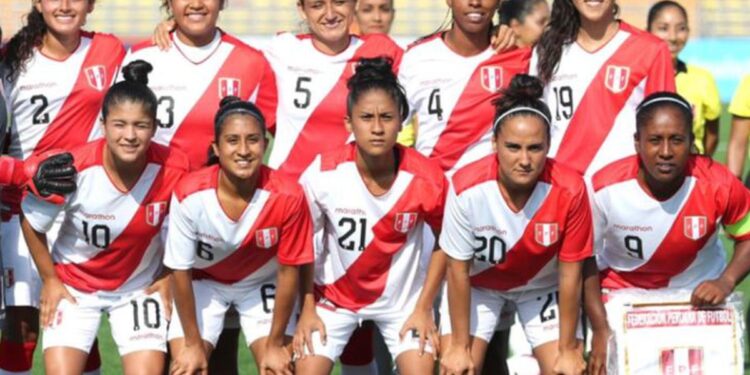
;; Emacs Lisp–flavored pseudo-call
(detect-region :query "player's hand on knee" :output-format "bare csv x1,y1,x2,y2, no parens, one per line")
293,306,326,359
491,24,517,53
170,344,208,375
39,277,76,327
691,277,733,306
145,272,173,320
153,19,176,51
439,344,474,375
261,342,294,375
588,328,610,375
553,347,585,375
24,151,77,204
399,307,439,358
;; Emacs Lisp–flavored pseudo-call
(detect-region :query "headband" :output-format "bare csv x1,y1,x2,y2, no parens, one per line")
214,102,266,131
637,96,691,113
492,106,551,132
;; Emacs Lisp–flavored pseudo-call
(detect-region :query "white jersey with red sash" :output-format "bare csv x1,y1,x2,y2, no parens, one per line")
163,165,313,287
529,22,675,177
400,33,530,174
22,140,189,293
119,31,277,170
592,156,750,290
440,156,593,292
299,143,447,314
264,33,403,179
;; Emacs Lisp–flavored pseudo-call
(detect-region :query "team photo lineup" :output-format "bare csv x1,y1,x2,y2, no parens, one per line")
0,0,750,374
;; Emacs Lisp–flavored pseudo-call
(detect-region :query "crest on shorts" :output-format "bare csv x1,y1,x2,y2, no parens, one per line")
394,212,418,234
604,65,630,94
480,66,504,93
146,202,168,227
534,223,559,246
218,77,241,98
256,227,279,249
684,216,707,240
84,65,107,91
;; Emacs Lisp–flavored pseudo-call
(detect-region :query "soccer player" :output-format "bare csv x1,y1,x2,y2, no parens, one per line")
589,91,750,317
0,2,125,373
354,0,395,35
647,1,721,156
726,74,750,184
120,0,277,170
399,0,530,175
532,0,675,177
293,57,447,375
164,96,313,375
19,60,188,375
499,0,550,48
439,74,589,375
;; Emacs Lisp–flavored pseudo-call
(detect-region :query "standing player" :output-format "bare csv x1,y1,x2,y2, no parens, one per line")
294,57,447,375
164,97,313,375
590,91,750,317
647,1,721,156
439,75,589,375
0,1,125,373
499,0,550,49
20,60,188,375
399,0,531,175
532,0,675,177
353,0,395,35
726,74,750,184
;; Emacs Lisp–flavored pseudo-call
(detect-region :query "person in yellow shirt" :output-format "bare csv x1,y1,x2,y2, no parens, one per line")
648,1,721,156
727,75,750,183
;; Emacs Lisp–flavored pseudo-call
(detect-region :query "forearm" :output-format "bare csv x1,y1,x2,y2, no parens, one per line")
582,257,608,331
704,119,719,157
727,117,750,177
20,216,56,281
446,257,471,348
172,269,202,346
267,264,299,345
558,260,583,351
299,263,317,314
414,249,447,312
719,240,750,289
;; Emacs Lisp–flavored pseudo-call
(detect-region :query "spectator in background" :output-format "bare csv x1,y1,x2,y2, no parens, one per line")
727,75,750,184
647,0,721,156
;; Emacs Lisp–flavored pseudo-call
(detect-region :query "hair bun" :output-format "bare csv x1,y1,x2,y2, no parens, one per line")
348,57,396,90
122,60,153,85
219,95,243,109
505,74,544,101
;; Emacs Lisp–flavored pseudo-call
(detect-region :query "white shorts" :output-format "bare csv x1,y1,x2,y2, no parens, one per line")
1,213,62,307
440,286,582,349
168,278,295,348
306,298,434,362
44,286,168,355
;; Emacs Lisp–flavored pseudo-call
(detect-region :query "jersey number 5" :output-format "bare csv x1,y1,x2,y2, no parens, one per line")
294,76,312,109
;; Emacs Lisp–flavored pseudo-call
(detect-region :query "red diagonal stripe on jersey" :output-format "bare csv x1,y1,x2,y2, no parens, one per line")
35,33,124,156
470,188,567,291
553,36,648,175
54,158,181,292
169,34,272,169
429,48,530,172
600,188,715,289
277,38,403,179
316,184,418,312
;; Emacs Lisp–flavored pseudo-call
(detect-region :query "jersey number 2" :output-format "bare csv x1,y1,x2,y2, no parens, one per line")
30,95,50,125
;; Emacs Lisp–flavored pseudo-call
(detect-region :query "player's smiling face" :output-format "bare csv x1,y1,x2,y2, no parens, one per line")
213,114,266,181
170,0,222,46
102,101,156,165
648,5,689,60
356,0,394,35
298,0,355,53
635,106,692,189
492,115,549,191
572,0,615,24
35,0,94,39
347,89,401,159
448,0,500,35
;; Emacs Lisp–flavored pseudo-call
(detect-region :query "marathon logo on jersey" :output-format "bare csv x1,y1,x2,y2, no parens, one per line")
84,65,107,91
481,66,504,93
534,223,559,246
146,202,168,227
394,212,418,234
256,227,279,249
660,347,703,375
219,78,241,98
604,65,630,94
684,216,707,240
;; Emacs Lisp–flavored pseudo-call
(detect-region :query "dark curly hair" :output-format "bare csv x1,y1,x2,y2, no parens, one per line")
3,7,48,81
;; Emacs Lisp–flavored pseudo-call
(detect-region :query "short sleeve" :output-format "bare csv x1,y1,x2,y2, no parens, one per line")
645,41,676,95
558,184,594,262
439,184,475,261
21,194,65,233
729,75,750,118
163,194,198,270
702,71,722,121
277,190,314,266
722,173,750,241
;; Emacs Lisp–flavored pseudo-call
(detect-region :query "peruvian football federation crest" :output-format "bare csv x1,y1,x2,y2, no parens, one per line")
218,77,241,98
684,216,707,240
604,65,630,94
256,227,279,249
480,66,504,93
534,223,559,246
394,212,418,234
146,202,168,227
84,65,107,91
